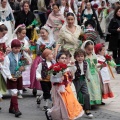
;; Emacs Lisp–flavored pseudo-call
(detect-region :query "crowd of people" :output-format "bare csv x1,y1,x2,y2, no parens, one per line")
0,0,120,119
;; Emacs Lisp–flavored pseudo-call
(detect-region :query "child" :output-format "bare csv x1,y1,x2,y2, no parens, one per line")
36,49,54,110
45,51,84,120
3,39,25,117
94,43,114,99
81,40,102,105
73,48,93,118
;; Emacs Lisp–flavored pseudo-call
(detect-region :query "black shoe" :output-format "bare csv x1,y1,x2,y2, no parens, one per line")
36,96,41,105
15,111,22,117
42,106,48,111
85,112,93,118
9,109,15,114
0,107,1,110
45,109,52,120
101,102,105,105
23,88,27,92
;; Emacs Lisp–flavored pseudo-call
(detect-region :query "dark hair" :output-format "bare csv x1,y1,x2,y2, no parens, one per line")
16,26,26,34
22,0,30,7
114,6,120,18
74,49,86,59
52,3,60,8
84,41,94,48
0,24,7,32
56,52,66,62
66,12,75,18
60,49,72,57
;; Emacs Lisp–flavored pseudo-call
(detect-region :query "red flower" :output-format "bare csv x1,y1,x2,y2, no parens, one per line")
61,20,65,24
105,54,112,61
58,62,67,69
53,66,62,72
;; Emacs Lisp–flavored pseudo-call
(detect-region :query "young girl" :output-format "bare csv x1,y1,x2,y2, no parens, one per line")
81,40,102,105
30,26,56,97
12,24,32,98
94,43,114,99
45,52,84,120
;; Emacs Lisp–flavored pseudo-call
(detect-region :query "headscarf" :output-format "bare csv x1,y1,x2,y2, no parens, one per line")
81,40,96,56
0,0,14,21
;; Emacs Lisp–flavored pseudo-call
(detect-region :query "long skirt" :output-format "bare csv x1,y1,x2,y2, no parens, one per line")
30,56,42,90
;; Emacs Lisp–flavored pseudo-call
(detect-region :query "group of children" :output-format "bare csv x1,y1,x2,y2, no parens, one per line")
35,40,115,120
0,20,116,119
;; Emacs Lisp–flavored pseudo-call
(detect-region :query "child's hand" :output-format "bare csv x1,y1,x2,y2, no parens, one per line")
37,78,43,81
19,66,25,72
101,63,106,68
10,78,17,81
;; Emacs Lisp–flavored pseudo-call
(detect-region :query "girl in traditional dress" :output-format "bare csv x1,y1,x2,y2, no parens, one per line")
94,43,114,99
11,24,32,98
81,40,102,105
46,3,65,41
56,12,82,61
0,0,15,39
30,26,56,97
45,52,84,120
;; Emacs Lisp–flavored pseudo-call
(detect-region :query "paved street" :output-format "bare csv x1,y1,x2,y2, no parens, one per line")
0,68,120,120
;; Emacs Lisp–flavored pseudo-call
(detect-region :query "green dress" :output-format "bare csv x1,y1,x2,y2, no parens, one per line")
85,55,102,105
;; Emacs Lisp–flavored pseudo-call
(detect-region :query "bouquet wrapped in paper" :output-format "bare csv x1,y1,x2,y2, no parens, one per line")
48,62,67,83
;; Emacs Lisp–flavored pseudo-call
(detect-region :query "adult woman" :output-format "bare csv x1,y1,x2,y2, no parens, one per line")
108,6,120,74
56,12,81,61
0,0,14,39
81,2,103,38
15,1,35,39
46,3,65,41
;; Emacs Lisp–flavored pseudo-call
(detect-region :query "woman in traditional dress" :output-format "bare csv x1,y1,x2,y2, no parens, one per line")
45,52,84,120
30,26,56,96
0,0,15,40
46,3,65,41
56,12,82,61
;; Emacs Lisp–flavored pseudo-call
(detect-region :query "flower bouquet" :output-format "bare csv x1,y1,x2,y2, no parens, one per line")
48,62,67,83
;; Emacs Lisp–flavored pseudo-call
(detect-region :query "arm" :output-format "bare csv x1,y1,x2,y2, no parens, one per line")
3,56,12,79
36,63,42,81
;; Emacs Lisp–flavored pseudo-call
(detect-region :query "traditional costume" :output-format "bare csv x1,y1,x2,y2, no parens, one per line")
81,40,102,105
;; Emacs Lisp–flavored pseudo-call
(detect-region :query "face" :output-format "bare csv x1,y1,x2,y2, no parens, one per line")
85,44,94,55
99,47,105,56
18,29,26,40
66,56,71,64
66,16,75,26
86,3,91,9
46,52,54,61
61,0,66,5
75,54,85,63
101,1,105,7
57,54,67,64
1,0,7,8
3,30,8,36
40,29,49,40
23,3,29,12
12,47,21,54
53,5,59,13
116,9,120,17
0,31,5,39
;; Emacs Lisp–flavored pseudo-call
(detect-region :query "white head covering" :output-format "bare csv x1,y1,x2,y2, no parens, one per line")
81,40,96,56
108,0,120,4
0,0,14,21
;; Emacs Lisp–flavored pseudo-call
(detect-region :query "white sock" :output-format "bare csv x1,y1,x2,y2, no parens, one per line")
39,94,43,100
45,99,49,107
19,90,23,95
